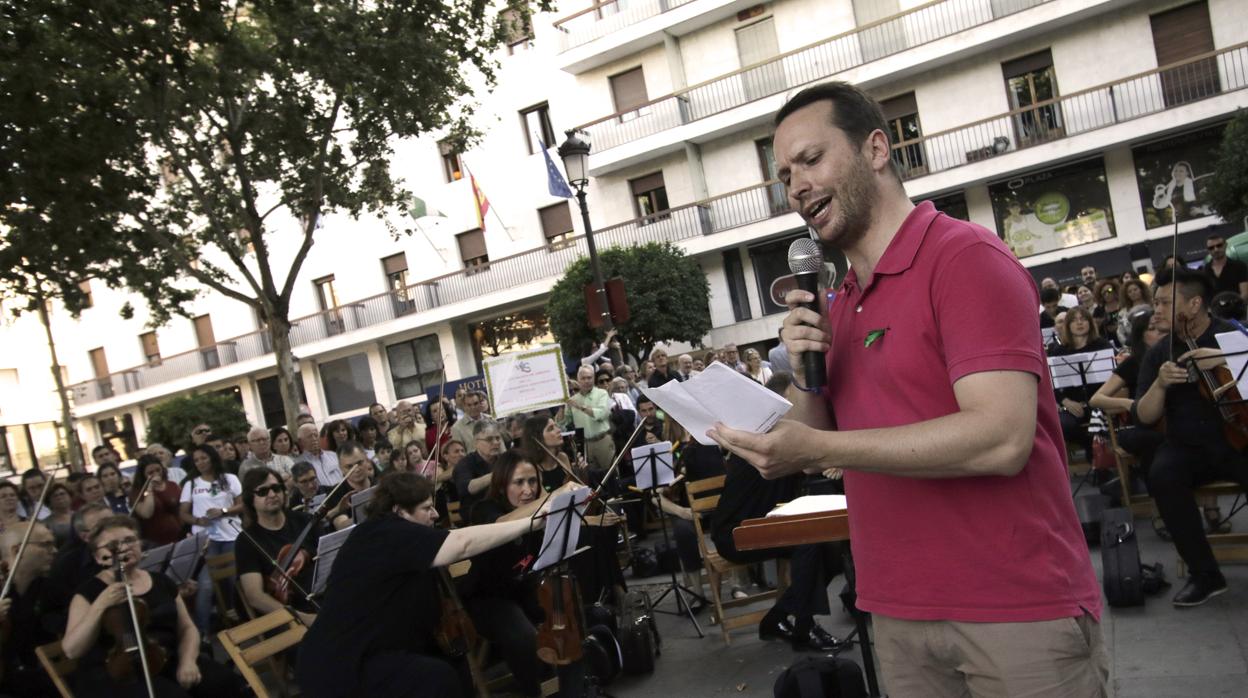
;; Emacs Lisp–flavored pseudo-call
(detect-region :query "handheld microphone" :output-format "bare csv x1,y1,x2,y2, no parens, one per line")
787,238,827,390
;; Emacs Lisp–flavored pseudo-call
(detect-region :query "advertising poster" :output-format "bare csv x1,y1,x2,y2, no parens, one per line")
1133,124,1224,229
989,158,1116,259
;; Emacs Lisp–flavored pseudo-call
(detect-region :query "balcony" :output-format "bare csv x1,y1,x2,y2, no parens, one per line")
554,0,695,53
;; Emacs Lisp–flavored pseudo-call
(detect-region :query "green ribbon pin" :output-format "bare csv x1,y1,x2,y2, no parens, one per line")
864,328,888,348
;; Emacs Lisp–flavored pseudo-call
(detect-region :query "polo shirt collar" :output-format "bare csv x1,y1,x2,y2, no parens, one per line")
842,201,939,292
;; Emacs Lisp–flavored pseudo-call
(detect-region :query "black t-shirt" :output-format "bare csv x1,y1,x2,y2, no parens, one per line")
1113,352,1143,398
539,463,567,492
75,573,180,672
1136,319,1235,447
1207,258,1248,297
3,577,57,671
296,515,449,698
710,454,801,553
1050,337,1113,404
235,512,320,612
467,499,541,608
453,452,493,512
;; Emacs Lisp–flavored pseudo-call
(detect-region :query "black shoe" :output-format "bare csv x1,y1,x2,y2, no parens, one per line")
759,616,797,643
791,623,847,652
1173,573,1228,607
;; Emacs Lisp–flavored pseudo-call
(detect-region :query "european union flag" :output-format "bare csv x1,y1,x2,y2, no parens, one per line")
539,139,574,198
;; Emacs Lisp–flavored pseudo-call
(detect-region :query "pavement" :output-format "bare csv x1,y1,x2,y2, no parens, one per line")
608,490,1248,698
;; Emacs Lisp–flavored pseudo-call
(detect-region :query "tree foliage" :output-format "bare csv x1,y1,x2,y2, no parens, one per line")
474,309,551,358
1208,110,1248,229
547,242,712,363
145,392,250,455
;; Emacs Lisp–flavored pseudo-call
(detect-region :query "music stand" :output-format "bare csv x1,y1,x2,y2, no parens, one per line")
351,485,377,525
138,542,176,577
1048,348,1116,491
630,442,706,637
166,531,208,585
311,524,355,598
531,486,592,573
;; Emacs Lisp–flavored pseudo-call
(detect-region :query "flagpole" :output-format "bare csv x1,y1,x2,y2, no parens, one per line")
463,159,515,241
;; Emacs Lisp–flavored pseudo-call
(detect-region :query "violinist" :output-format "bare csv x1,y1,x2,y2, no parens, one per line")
296,471,553,698
235,468,319,626
0,522,59,697
466,450,585,698
326,443,375,530
289,462,331,512
1134,266,1248,607
62,515,243,697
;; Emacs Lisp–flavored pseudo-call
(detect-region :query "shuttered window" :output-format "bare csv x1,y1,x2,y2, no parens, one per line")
610,67,649,115
193,315,216,348
458,229,489,273
140,332,161,365
1150,1,1219,106
539,202,575,245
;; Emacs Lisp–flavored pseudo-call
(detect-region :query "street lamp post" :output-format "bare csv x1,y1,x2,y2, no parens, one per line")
558,129,613,330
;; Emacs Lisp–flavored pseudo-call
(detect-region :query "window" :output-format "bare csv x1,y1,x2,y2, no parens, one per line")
314,275,344,336
854,0,906,62
386,334,443,400
500,8,534,55
382,252,415,315
193,314,219,369
988,157,1116,259
457,229,490,273
89,347,112,399
439,140,464,182
629,172,669,224
520,103,557,155
881,92,925,177
749,235,808,315
78,280,93,309
257,373,307,428
920,192,969,221
539,202,575,247
736,17,784,102
724,250,753,322
756,137,788,215
1002,50,1062,145
319,353,376,415
1151,1,1219,107
609,67,650,122
139,332,161,366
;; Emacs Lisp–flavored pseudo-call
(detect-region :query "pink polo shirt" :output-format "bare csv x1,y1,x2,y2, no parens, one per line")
824,202,1100,623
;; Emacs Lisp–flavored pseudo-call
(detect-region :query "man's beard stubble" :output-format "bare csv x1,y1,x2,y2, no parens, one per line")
815,153,878,257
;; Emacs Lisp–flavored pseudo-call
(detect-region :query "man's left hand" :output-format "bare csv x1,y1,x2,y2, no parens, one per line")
1178,347,1227,372
707,420,827,479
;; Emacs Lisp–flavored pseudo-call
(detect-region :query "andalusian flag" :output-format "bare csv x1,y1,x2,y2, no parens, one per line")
470,170,491,231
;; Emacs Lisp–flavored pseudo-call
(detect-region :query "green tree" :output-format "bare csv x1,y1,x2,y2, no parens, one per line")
0,0,539,432
1207,110,1248,228
145,392,251,457
547,242,712,363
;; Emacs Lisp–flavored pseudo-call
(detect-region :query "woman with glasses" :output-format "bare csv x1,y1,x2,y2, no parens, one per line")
61,515,243,697
236,468,319,626
131,455,185,547
178,444,243,636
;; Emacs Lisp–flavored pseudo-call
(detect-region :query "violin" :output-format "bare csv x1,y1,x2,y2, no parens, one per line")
433,568,478,657
1182,335,1248,450
102,541,167,689
535,572,585,666
267,463,362,604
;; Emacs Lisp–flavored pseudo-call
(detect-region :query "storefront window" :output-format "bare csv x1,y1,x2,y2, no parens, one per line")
1133,124,1224,229
989,158,1116,259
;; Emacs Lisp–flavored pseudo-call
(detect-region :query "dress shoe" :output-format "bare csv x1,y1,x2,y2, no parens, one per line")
758,616,797,643
1172,573,1228,607
791,623,847,652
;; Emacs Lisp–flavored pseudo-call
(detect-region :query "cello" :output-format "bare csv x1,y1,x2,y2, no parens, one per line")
433,568,478,657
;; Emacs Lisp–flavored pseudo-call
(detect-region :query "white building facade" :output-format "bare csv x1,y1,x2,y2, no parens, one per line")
1,0,1245,469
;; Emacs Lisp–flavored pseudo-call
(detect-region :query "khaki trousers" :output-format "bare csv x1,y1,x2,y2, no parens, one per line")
585,433,615,472
873,612,1109,698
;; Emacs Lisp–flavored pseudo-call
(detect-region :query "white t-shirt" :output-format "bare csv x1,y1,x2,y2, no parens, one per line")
180,474,242,542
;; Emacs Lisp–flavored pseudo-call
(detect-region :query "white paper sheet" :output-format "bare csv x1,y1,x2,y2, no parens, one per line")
1047,349,1116,389
638,362,792,446
1216,330,1248,399
533,486,591,572
312,524,355,596
630,441,675,490
350,485,377,524
765,495,848,518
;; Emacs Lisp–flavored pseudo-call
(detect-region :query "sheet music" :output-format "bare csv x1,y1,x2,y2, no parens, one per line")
630,442,675,490
312,524,355,596
638,362,792,446
351,485,377,524
1216,330,1248,399
1047,349,1116,389
533,486,591,572
138,543,174,575
766,495,848,518
167,531,208,583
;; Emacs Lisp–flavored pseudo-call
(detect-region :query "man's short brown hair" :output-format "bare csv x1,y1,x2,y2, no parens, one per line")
774,81,897,179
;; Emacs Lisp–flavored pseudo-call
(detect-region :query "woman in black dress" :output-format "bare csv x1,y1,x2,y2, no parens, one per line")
60,515,242,698
296,471,553,698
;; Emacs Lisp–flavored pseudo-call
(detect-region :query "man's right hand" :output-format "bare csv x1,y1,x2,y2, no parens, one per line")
781,289,830,383
1156,361,1189,389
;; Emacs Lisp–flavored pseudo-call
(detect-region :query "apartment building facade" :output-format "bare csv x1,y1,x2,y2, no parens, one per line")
1,0,1245,470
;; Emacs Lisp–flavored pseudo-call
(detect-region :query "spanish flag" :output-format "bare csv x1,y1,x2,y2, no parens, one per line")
470,170,491,231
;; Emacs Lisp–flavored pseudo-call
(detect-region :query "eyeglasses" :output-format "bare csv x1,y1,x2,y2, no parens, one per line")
255,483,287,497
98,536,139,551
193,427,210,435
476,435,503,442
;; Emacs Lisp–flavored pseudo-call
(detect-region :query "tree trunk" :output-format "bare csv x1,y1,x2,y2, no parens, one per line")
268,316,302,433
37,299,83,472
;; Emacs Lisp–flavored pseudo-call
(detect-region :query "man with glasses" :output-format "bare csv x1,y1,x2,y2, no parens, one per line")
0,522,59,696
176,423,213,472
294,423,344,486
564,364,615,472
1203,234,1248,301
236,467,319,626
289,463,330,512
453,422,504,513
240,426,295,481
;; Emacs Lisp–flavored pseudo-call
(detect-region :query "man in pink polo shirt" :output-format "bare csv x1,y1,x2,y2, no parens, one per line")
710,82,1105,697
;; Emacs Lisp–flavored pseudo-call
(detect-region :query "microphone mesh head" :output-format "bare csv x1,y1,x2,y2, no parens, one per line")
788,238,824,274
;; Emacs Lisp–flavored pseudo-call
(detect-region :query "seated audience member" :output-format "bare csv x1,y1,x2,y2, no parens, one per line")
327,443,377,530
453,421,505,514
212,434,242,475
146,443,189,485
1133,266,1248,605
743,348,772,384
79,474,108,509
374,439,395,472
1094,279,1123,344
0,522,59,697
0,482,23,533
294,423,344,486
270,426,297,458
323,419,359,455
1089,309,1165,475
368,402,393,437
131,455,186,546
96,462,132,515
45,483,76,549
390,445,409,475
236,467,319,625
1050,306,1113,460
405,440,436,480
1118,279,1153,345
178,444,243,635
296,471,554,698
17,468,51,521
423,399,455,460
62,515,243,698
466,451,585,698
290,462,331,512
1039,287,1062,329
450,391,489,449
356,415,384,463
387,401,427,460
240,425,296,480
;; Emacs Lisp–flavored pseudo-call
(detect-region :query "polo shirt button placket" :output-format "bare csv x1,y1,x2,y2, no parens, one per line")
856,305,863,313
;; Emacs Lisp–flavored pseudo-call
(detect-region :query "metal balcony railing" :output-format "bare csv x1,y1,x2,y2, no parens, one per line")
575,0,1052,151
64,44,1248,406
553,0,697,53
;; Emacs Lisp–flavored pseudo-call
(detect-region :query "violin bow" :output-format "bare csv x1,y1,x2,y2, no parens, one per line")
109,540,158,698
226,519,321,618
0,464,64,600
419,359,451,479
533,438,587,488
128,477,155,519
590,418,648,501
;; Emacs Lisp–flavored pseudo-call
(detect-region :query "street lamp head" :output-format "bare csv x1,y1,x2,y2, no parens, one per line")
558,129,591,189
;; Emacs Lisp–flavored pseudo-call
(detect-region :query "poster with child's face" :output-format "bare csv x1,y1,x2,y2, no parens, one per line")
1134,124,1224,229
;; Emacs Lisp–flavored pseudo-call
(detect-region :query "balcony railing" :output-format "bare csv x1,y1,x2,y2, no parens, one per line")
896,43,1248,181
66,181,795,406
553,0,697,53
576,0,1052,151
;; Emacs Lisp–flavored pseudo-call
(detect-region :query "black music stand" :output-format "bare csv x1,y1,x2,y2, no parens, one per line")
633,444,706,637
166,532,208,585
311,524,355,599
834,546,881,697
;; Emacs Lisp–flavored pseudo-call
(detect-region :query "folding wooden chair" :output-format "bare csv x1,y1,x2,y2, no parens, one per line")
686,474,787,646
1179,480,1248,576
35,641,76,698
206,551,242,627
218,608,307,698
1105,418,1156,517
